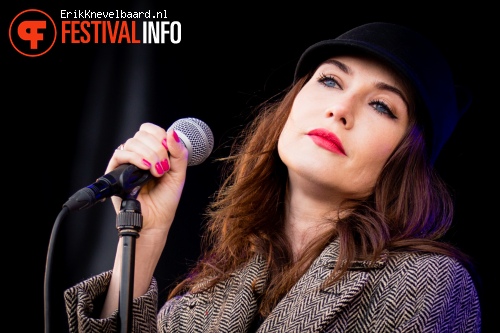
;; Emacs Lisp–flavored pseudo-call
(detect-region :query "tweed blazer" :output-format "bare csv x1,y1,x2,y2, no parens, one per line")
65,238,481,332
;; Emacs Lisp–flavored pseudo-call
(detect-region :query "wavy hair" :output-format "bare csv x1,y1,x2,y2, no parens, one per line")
168,72,475,317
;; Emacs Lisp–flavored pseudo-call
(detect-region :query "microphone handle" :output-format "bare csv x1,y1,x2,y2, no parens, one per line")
63,164,152,211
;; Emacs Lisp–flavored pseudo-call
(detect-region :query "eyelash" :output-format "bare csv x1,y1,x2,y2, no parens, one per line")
317,73,397,119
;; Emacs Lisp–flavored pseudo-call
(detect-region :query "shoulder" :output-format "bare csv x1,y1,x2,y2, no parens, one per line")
383,251,478,296
388,251,469,275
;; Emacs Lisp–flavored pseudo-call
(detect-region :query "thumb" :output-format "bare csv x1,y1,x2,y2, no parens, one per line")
165,129,189,174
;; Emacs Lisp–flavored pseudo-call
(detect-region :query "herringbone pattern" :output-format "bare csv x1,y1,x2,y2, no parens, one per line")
65,239,481,332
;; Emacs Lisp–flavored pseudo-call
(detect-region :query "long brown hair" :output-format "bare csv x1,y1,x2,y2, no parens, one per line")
168,73,475,316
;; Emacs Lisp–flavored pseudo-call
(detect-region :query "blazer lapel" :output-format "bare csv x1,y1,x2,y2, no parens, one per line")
257,240,386,332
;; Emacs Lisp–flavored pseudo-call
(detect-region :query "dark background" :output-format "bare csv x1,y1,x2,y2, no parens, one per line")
5,2,495,332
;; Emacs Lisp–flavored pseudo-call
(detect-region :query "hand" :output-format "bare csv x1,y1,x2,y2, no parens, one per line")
106,122,189,235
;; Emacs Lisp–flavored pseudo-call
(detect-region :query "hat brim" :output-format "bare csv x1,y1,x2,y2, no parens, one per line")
294,39,422,92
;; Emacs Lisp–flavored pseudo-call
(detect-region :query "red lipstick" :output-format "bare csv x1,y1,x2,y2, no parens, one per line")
307,129,346,155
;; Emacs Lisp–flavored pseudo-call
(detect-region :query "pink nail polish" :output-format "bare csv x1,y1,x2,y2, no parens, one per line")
173,130,180,143
155,162,164,174
162,138,168,150
161,159,170,172
142,159,151,167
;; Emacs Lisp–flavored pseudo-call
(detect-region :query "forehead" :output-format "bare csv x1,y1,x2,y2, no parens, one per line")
317,54,403,80
317,54,413,99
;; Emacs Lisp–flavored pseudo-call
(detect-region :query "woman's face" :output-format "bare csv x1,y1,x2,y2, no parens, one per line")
278,55,410,200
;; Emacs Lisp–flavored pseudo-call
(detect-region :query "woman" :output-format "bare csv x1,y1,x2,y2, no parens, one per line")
65,22,481,332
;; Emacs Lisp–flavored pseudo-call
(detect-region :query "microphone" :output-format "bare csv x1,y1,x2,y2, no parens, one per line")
63,117,214,211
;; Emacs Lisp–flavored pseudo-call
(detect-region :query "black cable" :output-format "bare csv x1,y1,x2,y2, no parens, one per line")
44,206,70,333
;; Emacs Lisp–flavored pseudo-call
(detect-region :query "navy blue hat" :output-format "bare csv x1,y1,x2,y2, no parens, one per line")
294,22,471,163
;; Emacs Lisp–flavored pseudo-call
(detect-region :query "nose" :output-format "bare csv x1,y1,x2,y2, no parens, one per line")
324,98,354,129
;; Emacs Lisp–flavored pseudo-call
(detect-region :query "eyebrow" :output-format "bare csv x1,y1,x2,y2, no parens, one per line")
323,59,350,74
321,58,409,107
376,82,409,107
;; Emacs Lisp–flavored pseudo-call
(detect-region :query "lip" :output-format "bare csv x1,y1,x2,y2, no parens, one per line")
307,128,346,155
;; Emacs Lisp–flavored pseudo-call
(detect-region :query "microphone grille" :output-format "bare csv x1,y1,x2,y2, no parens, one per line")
168,117,214,166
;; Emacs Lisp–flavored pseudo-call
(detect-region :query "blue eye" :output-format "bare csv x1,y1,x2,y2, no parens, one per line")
317,73,398,120
318,74,339,88
369,100,397,119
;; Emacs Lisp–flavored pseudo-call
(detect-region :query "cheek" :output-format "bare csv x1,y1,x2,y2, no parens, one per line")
277,116,306,169
378,142,398,158
360,128,403,166
278,104,302,150
288,84,320,119
277,121,292,161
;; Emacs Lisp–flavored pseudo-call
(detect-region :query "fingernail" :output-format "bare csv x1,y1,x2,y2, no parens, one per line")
161,159,170,172
142,159,151,167
162,138,168,150
173,130,180,143
155,162,164,174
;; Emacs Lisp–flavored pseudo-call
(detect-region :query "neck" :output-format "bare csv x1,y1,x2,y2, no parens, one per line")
283,183,341,259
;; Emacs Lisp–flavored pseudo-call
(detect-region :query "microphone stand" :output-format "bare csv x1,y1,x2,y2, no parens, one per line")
116,196,143,333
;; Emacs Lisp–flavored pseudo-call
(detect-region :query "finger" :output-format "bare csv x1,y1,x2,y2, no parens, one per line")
128,131,171,177
165,129,189,172
105,124,169,175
